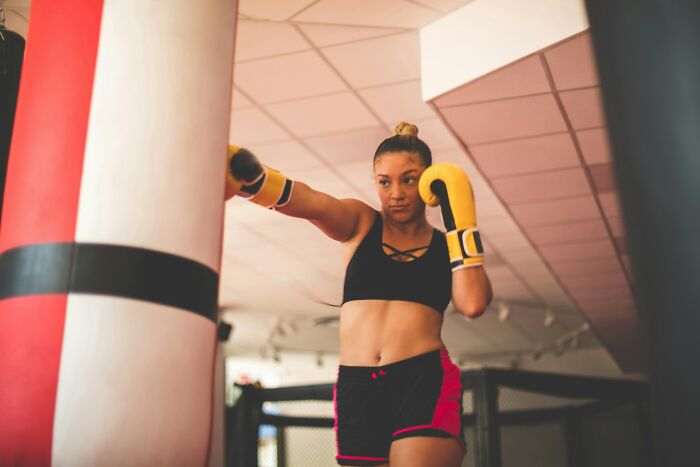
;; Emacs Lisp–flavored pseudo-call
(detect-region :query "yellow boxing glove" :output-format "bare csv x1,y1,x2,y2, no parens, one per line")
419,162,484,271
226,145,294,209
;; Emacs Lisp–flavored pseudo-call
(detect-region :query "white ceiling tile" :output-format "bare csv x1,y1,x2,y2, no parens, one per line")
494,281,536,302
230,107,290,145
235,20,311,62
490,234,533,254
508,258,552,279
524,274,563,293
505,248,549,268
252,219,344,278
292,166,355,198
473,197,509,220
409,118,460,150
246,140,321,173
431,148,475,171
410,0,476,13
226,196,282,224
322,32,421,88
306,126,391,165
239,0,318,21
293,0,440,29
266,92,379,137
479,216,521,238
298,23,404,47
234,51,347,104
358,80,436,124
484,264,520,284
231,87,254,110
219,261,269,297
334,162,377,192
222,218,266,250
228,226,326,282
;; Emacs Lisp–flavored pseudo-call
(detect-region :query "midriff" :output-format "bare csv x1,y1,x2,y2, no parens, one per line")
339,299,444,366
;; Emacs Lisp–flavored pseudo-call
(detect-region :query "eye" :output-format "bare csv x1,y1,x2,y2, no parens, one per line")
378,179,390,187
403,177,417,185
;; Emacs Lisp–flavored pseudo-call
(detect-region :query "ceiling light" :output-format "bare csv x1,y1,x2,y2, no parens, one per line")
498,302,510,322
544,308,556,327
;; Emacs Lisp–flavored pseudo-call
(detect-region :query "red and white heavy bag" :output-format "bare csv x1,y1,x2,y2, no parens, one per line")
0,1,237,465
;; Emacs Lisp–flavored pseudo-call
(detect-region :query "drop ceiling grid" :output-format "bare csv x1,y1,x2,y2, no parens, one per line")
233,20,312,63
219,219,344,314
432,32,640,369
536,49,634,293
230,86,374,204
421,107,583,319
290,0,442,29
237,0,321,22
298,23,408,48
231,24,428,199
225,2,591,356
434,182,570,317
428,75,589,322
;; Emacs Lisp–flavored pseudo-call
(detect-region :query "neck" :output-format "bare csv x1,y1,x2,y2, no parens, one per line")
382,212,432,238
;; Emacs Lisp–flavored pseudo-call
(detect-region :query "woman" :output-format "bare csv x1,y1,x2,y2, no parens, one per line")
227,122,493,467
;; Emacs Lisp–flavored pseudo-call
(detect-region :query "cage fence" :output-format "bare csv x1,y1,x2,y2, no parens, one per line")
227,368,650,467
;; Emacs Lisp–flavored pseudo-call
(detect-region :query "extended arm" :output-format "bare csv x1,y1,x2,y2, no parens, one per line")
226,146,370,242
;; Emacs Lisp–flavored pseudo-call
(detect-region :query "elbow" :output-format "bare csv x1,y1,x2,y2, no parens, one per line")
461,304,487,320
457,294,492,320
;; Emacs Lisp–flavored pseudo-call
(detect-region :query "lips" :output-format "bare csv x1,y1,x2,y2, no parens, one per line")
389,205,409,210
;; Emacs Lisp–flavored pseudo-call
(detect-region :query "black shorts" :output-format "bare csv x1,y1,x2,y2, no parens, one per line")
333,346,465,466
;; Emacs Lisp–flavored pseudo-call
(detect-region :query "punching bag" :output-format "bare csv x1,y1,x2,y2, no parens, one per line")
0,1,237,465
0,11,25,223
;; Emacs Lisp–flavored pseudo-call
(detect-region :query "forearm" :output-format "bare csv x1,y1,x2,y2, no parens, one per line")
452,266,492,318
276,181,330,220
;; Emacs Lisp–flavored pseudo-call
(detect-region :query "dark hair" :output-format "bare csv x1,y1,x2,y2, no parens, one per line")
373,122,432,167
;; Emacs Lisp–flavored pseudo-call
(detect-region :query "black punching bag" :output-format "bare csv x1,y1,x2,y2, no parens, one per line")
1,13,25,222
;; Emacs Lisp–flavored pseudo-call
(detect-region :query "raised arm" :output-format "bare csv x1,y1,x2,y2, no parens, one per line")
226,146,372,242
419,162,493,318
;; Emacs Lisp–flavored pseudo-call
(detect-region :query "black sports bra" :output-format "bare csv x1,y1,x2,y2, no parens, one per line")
342,211,452,314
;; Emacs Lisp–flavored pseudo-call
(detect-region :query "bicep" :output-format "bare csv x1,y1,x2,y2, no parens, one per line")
276,181,370,242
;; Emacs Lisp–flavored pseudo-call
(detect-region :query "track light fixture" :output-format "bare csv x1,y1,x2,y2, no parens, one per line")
497,301,511,322
544,308,556,327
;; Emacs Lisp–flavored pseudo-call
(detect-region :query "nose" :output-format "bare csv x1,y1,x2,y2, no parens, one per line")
390,185,405,200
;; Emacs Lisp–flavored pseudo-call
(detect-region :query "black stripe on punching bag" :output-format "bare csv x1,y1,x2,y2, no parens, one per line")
1,28,26,220
0,243,218,321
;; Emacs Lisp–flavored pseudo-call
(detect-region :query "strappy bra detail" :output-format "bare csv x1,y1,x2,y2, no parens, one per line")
381,243,430,261
342,211,452,314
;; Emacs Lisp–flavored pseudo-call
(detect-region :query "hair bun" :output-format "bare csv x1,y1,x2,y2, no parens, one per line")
394,121,418,137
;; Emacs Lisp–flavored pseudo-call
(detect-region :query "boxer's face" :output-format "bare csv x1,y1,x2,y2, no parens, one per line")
374,151,427,223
